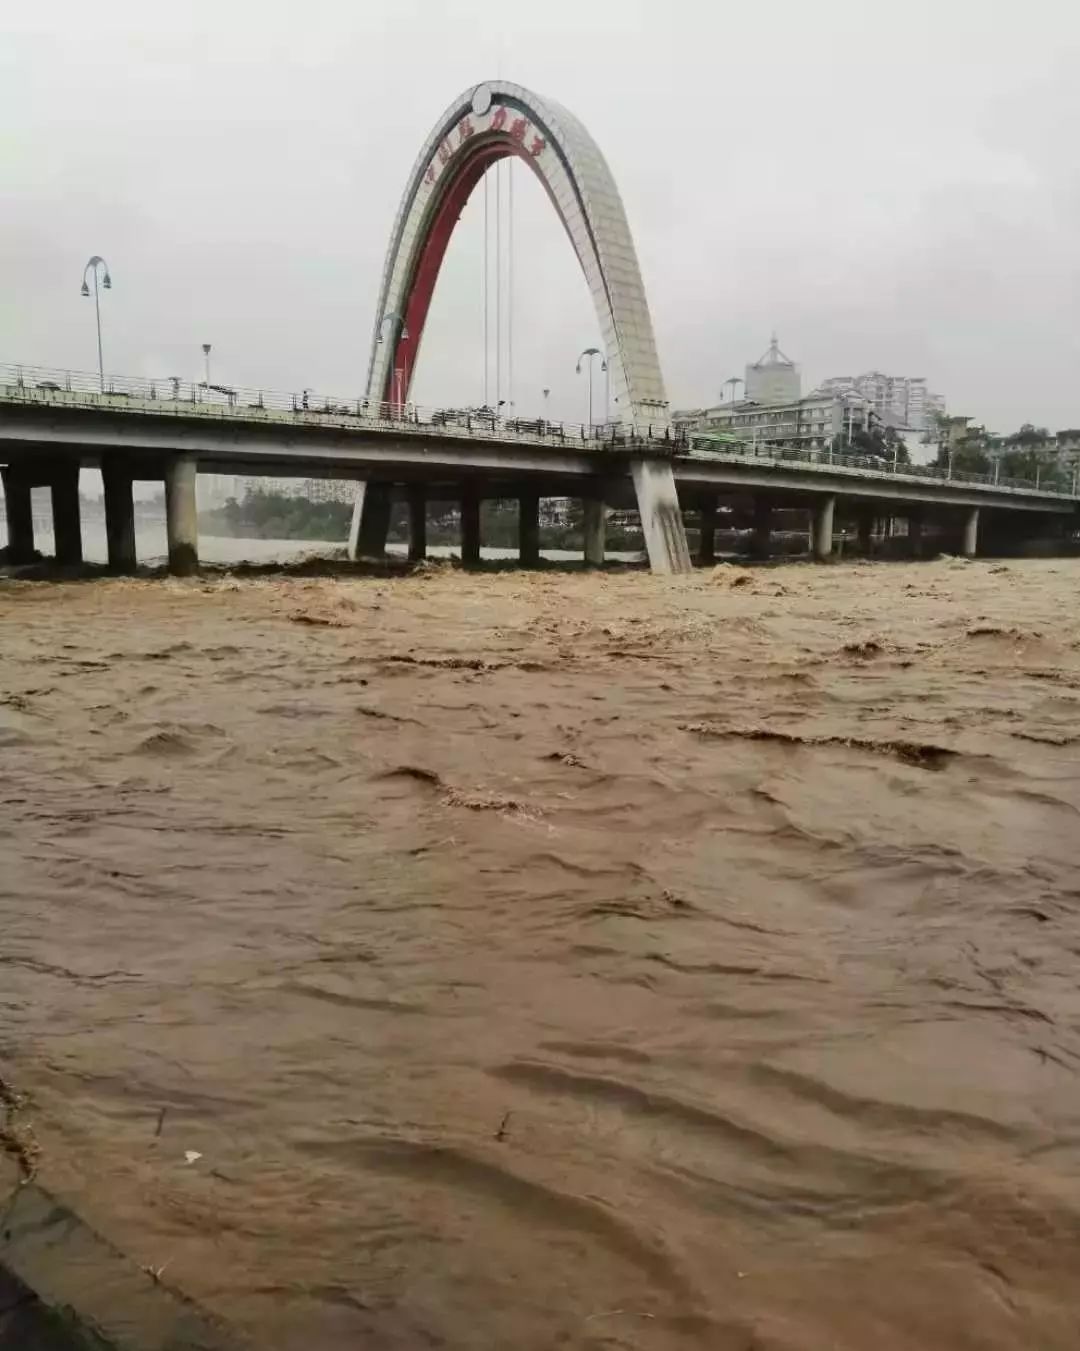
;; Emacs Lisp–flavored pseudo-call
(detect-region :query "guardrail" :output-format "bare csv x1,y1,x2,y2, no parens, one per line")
0,361,682,455
3,362,1076,500
685,437,1078,499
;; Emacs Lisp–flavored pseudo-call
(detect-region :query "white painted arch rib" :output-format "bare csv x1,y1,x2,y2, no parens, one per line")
365,80,669,429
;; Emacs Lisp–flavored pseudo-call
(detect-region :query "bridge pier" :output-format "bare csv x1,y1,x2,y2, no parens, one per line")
857,507,875,556
908,509,924,560
347,480,392,561
962,506,980,558
102,456,137,571
2,465,35,564
584,498,606,567
697,498,716,565
50,462,83,566
751,498,772,559
518,491,540,566
164,454,199,576
407,484,427,562
630,459,692,575
460,484,481,565
812,495,835,561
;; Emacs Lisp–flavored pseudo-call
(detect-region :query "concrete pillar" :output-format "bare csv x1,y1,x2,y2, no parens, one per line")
347,480,392,561
164,454,199,576
518,491,540,566
697,498,716,565
1,466,34,564
908,509,924,560
102,456,137,572
629,458,692,575
50,463,83,566
857,508,874,555
460,484,481,565
584,498,606,567
407,484,427,562
962,507,979,559
751,497,772,559
812,495,836,561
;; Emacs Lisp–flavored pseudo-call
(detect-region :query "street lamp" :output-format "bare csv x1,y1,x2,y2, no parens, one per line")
377,311,409,410
576,347,607,431
724,377,743,403
80,255,112,392
202,343,212,386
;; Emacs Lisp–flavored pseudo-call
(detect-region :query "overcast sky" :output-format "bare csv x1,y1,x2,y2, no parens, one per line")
3,0,1079,434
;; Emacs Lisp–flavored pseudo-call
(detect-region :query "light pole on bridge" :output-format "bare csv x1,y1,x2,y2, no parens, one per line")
80,256,112,393
576,347,607,433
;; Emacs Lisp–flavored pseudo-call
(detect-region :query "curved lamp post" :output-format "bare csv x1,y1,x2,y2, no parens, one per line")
575,347,607,432
80,256,112,392
377,311,409,411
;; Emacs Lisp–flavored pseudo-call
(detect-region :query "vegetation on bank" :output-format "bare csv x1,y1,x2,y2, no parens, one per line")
200,492,353,541
199,490,646,551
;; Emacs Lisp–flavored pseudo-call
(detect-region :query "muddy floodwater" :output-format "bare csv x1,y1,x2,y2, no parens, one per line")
2,558,1079,1350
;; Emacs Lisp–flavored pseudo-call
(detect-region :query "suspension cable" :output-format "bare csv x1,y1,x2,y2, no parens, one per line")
495,160,502,412
483,170,489,408
508,158,514,416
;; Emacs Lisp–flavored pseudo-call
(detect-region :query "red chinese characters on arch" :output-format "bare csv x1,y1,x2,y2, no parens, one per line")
487,104,546,158
424,103,547,189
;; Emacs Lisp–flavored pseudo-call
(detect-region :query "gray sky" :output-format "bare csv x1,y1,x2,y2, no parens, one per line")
3,0,1079,434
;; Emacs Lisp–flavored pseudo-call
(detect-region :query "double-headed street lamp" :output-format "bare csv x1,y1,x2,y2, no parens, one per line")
80,255,112,392
576,346,607,431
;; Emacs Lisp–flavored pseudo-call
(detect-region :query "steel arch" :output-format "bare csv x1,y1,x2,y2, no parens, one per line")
364,80,669,429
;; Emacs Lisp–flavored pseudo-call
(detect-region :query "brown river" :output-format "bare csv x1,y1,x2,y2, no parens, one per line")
2,557,1079,1350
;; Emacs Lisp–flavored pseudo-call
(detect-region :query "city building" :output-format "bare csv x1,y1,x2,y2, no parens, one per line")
816,372,944,432
744,334,801,406
198,475,359,506
674,390,870,451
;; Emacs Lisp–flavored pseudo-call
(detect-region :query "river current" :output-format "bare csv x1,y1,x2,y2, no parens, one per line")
1,557,1078,1349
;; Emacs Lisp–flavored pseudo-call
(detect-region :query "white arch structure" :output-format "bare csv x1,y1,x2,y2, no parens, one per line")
366,79,669,428
358,79,691,573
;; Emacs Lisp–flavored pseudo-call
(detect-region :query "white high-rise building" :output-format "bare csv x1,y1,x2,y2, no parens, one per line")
816,372,943,431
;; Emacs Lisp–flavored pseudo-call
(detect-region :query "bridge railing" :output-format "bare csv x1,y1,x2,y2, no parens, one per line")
0,361,684,455
685,435,1078,498
3,362,1076,499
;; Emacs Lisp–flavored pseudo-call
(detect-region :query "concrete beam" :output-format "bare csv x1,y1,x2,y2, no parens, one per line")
697,498,716,565
347,480,392,561
519,491,540,566
407,483,427,562
1,465,34,563
50,462,82,566
812,495,835,561
584,498,606,567
460,484,481,565
962,506,979,559
164,454,199,576
630,458,692,575
102,455,137,572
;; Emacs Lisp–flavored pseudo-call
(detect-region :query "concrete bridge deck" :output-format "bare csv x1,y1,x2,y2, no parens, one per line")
2,366,1076,574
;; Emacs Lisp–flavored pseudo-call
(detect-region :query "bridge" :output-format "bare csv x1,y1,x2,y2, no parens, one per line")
3,78,1076,574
